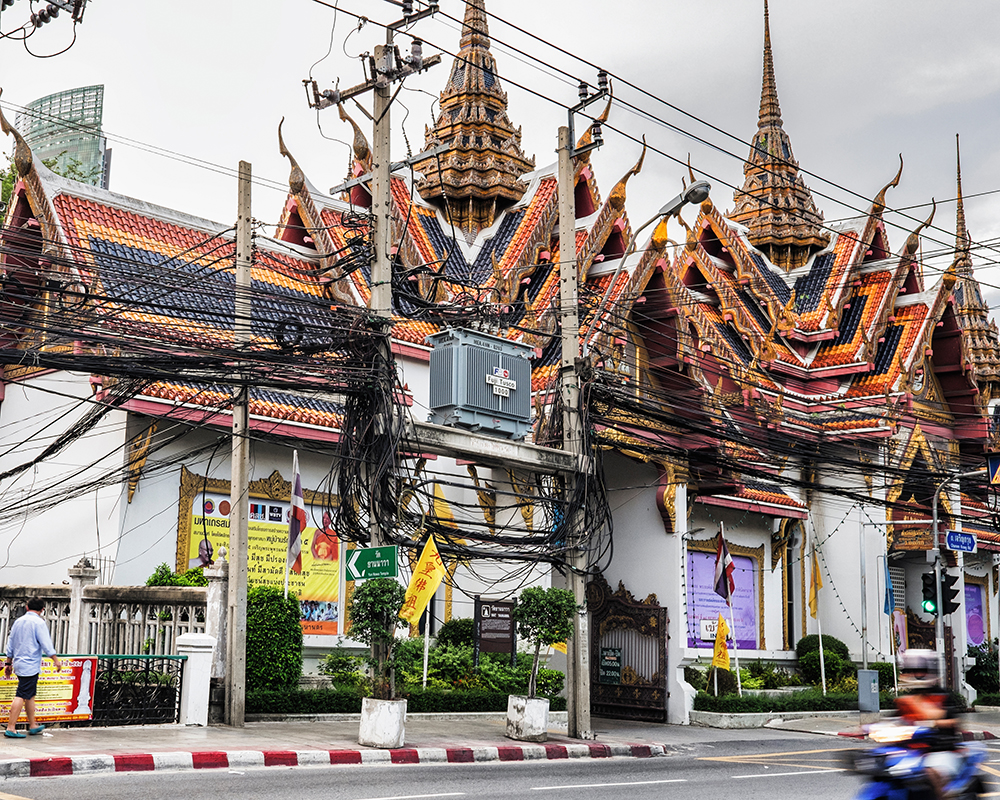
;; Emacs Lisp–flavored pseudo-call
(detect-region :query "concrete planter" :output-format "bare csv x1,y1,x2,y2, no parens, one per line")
358,697,407,748
505,695,549,742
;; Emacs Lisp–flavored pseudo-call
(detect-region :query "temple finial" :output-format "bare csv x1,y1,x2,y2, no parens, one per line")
955,133,970,269
759,0,782,129
460,0,490,51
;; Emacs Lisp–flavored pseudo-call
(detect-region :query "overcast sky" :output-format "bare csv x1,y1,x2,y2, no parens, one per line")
3,0,999,306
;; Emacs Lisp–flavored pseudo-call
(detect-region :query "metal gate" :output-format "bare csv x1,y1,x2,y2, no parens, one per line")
586,576,668,722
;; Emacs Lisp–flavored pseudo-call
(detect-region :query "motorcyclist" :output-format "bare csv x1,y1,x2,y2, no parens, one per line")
895,649,963,798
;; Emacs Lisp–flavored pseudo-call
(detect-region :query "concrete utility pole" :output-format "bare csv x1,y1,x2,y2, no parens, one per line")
557,125,591,740
305,5,441,551
558,78,608,740
226,160,252,727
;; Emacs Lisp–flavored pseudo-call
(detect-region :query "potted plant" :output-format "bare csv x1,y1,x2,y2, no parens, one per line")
507,586,578,742
347,577,408,748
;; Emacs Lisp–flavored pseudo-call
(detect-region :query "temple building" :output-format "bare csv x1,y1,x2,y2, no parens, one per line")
2,0,998,722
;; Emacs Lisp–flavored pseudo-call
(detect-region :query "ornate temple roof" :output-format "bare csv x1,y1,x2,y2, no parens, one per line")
410,0,535,236
729,0,829,270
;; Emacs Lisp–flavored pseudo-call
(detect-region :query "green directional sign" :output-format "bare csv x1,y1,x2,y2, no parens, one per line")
345,546,398,581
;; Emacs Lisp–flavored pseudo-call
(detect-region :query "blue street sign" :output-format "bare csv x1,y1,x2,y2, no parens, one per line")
988,453,1000,485
945,530,977,554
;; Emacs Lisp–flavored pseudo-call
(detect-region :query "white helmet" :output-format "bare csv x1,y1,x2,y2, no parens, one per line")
898,649,939,688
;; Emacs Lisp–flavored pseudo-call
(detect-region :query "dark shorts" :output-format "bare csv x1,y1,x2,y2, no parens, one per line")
15,674,38,700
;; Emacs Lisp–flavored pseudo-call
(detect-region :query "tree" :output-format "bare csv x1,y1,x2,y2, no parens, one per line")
512,586,578,698
347,578,407,700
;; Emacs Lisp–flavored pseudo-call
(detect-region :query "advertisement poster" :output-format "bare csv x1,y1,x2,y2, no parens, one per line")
686,550,759,650
0,657,98,722
188,492,340,634
965,584,985,647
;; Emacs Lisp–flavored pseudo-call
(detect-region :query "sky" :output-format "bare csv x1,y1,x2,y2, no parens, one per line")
3,0,999,307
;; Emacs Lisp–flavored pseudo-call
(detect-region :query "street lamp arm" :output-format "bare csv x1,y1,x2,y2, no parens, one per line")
583,180,710,349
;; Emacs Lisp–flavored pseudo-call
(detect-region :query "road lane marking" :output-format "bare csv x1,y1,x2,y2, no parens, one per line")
531,780,687,790
731,769,845,779
702,746,849,761
0,793,36,800
356,794,466,800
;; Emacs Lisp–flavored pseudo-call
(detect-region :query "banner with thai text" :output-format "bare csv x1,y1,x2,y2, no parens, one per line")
0,657,97,722
187,492,340,634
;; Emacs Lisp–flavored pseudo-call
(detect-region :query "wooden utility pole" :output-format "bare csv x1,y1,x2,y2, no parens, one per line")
226,160,252,727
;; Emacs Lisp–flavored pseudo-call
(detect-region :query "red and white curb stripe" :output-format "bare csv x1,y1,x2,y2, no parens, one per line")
0,743,667,778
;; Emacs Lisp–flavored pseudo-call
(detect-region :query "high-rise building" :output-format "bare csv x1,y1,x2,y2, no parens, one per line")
15,84,110,189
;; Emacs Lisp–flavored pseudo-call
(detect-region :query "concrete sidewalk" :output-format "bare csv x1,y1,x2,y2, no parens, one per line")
0,713,683,779
4,709,998,780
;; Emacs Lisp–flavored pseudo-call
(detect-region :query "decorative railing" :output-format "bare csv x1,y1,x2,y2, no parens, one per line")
0,584,206,657
80,655,187,726
82,586,207,656
0,588,72,652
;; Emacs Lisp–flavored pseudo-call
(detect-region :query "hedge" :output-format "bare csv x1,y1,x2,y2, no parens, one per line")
795,634,850,660
246,687,566,715
693,689,896,714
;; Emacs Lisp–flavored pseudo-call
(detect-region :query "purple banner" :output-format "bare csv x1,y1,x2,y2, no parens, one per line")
687,550,758,650
966,583,985,647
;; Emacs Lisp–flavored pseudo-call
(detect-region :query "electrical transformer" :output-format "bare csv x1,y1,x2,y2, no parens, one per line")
426,328,533,440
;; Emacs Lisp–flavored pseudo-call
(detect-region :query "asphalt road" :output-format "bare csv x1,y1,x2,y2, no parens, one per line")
0,736,882,800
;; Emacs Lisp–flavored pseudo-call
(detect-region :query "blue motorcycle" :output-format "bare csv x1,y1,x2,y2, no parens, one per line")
851,724,989,799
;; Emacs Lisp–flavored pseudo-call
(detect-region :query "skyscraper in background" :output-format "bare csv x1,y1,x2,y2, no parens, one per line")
16,85,111,189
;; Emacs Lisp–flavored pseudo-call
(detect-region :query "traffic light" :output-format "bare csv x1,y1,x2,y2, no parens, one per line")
921,572,938,615
941,572,961,616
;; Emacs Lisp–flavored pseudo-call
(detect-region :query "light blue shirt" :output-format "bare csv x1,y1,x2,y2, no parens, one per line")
5,611,56,677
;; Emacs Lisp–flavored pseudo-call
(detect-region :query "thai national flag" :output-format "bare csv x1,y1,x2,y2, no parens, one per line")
713,534,735,606
287,450,306,575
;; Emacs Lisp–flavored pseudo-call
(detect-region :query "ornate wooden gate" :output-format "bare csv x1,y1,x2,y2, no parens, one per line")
586,576,668,722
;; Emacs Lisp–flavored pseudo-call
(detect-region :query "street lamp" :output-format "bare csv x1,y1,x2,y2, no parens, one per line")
583,180,711,348
931,467,985,691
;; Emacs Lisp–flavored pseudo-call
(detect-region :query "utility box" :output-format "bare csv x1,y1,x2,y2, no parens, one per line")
426,328,533,440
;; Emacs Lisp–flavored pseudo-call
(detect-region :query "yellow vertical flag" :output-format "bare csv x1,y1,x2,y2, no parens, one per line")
711,613,730,670
808,549,823,618
399,534,446,625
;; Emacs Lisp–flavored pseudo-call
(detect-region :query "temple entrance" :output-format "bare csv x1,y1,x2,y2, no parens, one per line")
585,576,668,722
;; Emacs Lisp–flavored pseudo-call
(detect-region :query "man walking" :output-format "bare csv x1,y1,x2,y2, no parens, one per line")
4,598,62,738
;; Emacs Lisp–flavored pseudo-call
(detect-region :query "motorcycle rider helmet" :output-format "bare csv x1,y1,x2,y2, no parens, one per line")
898,649,940,689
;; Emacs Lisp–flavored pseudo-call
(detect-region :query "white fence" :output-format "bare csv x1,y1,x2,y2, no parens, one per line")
0,561,209,657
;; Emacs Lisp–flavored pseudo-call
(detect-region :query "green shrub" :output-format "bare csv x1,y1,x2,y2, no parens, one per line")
246,585,303,691
974,692,1000,707
435,617,475,648
795,634,850,660
247,687,363,714
513,587,577,699
245,687,566,715
347,577,407,699
145,563,207,587
685,665,707,692
705,667,739,696
870,661,896,691
317,645,365,689
694,689,896,713
799,650,852,685
966,641,999,693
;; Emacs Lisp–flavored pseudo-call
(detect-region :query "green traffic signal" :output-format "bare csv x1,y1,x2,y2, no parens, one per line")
921,572,938,615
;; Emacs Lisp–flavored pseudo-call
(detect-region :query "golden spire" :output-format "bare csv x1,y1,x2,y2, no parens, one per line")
949,134,1000,381
411,0,534,235
730,0,829,270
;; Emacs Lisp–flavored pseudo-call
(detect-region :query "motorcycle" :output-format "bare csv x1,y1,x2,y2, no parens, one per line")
851,723,990,799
